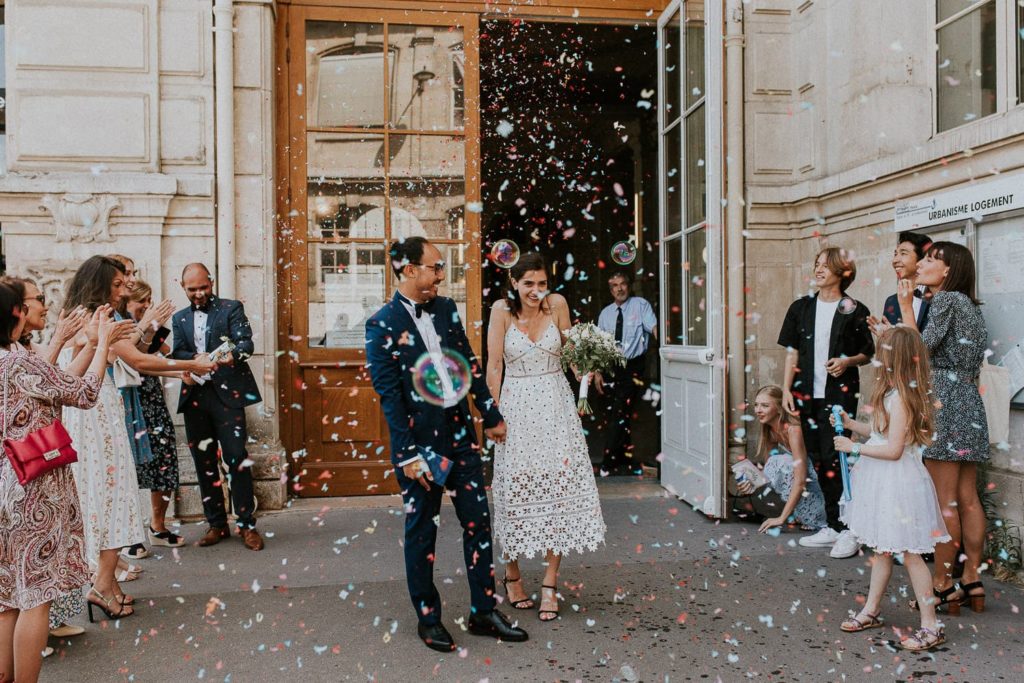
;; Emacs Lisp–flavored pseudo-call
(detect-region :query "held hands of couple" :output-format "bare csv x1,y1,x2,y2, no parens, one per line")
484,420,508,444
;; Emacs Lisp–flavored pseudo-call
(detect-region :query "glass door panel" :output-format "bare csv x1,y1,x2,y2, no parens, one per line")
388,25,466,132
283,7,480,497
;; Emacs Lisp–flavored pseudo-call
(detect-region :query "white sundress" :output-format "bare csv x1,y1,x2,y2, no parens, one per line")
839,391,951,555
492,321,607,560
59,348,145,564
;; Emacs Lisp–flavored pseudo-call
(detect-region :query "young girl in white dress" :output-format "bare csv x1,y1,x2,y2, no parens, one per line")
486,252,606,621
832,326,951,651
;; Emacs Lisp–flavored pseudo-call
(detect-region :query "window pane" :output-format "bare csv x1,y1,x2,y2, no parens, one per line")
684,0,705,109
663,122,682,236
662,10,681,124
388,25,466,132
665,236,683,345
308,243,386,348
388,135,465,240
306,21,387,128
937,0,985,23
936,3,997,132
306,133,385,238
685,227,707,347
685,104,706,228
1018,2,1024,106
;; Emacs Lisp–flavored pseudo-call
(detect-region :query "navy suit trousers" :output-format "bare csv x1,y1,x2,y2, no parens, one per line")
396,407,496,625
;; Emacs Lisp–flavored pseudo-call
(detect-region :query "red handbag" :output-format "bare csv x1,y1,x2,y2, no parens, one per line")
2,356,78,486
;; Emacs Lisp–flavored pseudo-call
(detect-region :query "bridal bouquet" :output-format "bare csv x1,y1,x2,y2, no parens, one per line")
560,322,626,414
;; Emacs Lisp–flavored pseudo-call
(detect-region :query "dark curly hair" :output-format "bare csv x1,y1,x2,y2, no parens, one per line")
63,255,127,313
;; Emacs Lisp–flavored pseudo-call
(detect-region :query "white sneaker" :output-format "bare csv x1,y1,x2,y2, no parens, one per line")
798,527,840,547
830,530,862,558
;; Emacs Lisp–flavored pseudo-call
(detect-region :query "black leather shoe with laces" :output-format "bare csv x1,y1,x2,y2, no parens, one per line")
417,621,456,652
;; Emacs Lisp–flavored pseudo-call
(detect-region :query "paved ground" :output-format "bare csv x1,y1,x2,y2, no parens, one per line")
40,479,1024,682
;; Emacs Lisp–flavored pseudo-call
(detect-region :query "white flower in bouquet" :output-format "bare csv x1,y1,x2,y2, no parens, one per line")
560,322,626,414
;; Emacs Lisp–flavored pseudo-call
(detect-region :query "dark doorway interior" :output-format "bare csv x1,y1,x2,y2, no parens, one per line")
480,19,661,470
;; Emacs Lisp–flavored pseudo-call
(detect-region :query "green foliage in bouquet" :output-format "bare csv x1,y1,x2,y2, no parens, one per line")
559,322,626,414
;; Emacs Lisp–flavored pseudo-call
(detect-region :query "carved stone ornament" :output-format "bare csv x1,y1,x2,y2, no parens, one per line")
40,193,121,243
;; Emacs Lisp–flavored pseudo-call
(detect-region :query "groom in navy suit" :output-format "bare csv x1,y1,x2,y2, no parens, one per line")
172,263,264,551
882,231,932,329
365,237,527,651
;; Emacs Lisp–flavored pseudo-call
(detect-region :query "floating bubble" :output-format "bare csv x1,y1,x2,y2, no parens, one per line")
412,350,472,406
611,241,637,266
489,239,521,269
838,296,858,315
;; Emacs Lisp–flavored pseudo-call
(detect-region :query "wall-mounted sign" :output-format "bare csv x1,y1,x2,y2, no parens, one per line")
894,172,1024,231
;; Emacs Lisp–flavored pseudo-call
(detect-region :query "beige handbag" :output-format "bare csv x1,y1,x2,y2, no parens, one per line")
978,356,1010,444
112,357,142,389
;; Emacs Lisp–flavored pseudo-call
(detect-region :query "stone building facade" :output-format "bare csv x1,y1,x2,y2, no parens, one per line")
1,0,1021,532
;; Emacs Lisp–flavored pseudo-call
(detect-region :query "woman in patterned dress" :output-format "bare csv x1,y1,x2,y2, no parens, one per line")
0,283,127,683
874,241,990,612
486,253,606,621
2,277,91,638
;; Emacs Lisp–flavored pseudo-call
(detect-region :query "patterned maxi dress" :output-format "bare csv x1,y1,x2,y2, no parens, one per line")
59,348,145,563
492,322,607,560
135,328,179,492
0,349,98,612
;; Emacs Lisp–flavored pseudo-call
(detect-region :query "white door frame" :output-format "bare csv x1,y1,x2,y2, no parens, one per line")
657,0,726,517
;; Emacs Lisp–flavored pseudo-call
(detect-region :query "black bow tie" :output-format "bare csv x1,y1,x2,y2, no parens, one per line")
399,295,434,318
191,302,211,313
913,289,924,299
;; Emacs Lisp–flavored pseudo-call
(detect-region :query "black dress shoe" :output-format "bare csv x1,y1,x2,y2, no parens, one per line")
417,622,456,652
467,610,529,642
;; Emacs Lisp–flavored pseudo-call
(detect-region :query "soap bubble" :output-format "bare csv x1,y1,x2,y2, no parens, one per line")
611,241,637,266
412,350,472,406
489,239,521,269
838,297,858,315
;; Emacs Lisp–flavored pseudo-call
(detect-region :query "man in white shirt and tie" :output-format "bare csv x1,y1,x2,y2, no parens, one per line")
595,271,657,475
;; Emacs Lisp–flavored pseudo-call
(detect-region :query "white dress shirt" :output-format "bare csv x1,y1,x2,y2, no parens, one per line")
192,309,211,383
396,295,458,467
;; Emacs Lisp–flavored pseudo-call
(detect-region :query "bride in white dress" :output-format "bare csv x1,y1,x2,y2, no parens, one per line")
486,252,606,621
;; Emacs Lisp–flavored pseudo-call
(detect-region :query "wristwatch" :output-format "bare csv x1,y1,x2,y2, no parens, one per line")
851,443,861,457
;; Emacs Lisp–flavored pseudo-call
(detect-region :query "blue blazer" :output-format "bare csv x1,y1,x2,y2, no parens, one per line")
882,293,930,329
171,297,262,413
365,292,502,468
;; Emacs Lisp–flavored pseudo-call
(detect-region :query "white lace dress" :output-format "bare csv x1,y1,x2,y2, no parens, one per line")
492,322,606,560
59,348,145,564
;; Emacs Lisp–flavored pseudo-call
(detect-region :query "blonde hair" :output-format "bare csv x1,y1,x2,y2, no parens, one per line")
870,326,933,447
814,246,857,291
129,279,153,303
754,384,801,462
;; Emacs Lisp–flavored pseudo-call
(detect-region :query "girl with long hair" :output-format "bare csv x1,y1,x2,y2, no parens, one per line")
832,326,950,651
737,385,828,535
486,252,606,621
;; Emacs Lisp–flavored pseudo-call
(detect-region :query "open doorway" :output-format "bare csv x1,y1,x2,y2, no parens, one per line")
479,19,660,471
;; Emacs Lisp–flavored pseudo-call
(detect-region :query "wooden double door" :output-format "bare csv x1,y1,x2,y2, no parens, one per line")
276,5,483,496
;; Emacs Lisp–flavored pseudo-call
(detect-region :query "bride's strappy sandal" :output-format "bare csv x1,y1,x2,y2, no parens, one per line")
840,611,884,632
502,575,534,610
538,585,560,622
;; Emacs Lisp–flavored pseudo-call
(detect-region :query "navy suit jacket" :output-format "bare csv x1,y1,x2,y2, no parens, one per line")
881,292,930,329
365,292,502,468
171,297,262,413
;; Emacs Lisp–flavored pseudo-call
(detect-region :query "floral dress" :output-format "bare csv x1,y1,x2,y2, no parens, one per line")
762,446,828,530
0,349,99,612
921,291,989,462
135,328,179,491
492,321,607,560
59,348,145,563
